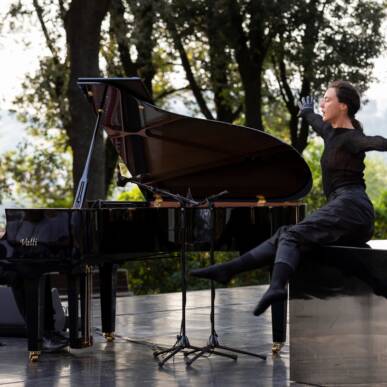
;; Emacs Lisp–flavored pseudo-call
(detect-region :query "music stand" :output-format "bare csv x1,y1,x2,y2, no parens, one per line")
184,197,266,366
153,200,238,366
117,175,234,366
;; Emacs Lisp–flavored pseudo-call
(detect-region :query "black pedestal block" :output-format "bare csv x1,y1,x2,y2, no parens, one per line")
290,240,387,386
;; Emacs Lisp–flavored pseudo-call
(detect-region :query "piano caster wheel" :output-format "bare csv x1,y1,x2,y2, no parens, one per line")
272,342,284,355
29,351,41,362
103,332,115,342
70,337,93,349
82,336,94,347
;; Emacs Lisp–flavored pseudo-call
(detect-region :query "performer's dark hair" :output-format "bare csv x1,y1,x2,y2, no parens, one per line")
329,80,363,131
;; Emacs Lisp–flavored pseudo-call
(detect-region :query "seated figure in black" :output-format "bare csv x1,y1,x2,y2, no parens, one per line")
191,80,387,315
0,240,68,352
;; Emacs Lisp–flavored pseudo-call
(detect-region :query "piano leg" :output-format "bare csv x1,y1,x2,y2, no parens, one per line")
80,266,93,347
24,275,46,361
99,263,117,342
269,206,304,353
67,269,93,348
67,273,81,348
271,296,287,354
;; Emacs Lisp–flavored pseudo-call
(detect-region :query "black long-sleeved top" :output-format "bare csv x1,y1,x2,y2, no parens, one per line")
301,110,387,198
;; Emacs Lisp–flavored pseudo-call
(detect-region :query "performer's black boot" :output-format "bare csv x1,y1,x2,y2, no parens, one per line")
253,262,293,316
190,240,275,285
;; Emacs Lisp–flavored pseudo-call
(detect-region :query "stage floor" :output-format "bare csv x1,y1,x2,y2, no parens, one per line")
0,285,298,386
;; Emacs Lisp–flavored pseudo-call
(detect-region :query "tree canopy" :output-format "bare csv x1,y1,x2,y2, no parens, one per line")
1,0,387,294
0,0,386,207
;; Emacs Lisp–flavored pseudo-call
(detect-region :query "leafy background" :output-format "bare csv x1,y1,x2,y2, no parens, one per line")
1,0,387,294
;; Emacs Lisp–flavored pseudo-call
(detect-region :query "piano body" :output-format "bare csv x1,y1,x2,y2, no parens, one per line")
0,78,312,360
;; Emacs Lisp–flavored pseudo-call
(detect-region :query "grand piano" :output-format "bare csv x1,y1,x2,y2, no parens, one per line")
0,78,312,360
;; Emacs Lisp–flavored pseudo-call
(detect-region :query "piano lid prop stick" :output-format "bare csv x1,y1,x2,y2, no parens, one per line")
73,85,108,209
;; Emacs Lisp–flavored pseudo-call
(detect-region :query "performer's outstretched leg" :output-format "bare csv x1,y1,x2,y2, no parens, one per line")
190,238,277,285
253,227,301,316
253,262,293,315
251,188,373,316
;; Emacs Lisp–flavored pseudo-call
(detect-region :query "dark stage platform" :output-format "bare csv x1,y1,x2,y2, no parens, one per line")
0,285,300,386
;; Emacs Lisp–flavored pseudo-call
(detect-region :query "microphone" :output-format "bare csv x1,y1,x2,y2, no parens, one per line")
200,190,229,205
116,166,136,187
205,190,229,202
116,165,149,187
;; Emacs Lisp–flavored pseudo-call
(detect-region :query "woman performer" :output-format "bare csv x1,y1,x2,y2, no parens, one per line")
191,80,387,316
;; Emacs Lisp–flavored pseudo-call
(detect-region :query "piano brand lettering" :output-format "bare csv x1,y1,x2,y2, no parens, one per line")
20,237,38,247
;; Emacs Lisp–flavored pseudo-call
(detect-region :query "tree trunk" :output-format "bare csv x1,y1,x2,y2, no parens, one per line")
207,0,234,123
64,0,111,201
129,0,156,95
297,77,312,153
239,62,263,130
110,0,138,77
165,15,214,120
223,0,264,130
298,118,310,153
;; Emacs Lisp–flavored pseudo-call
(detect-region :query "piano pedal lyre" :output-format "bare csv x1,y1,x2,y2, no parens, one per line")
79,265,93,348
29,351,41,362
103,332,115,342
272,341,284,355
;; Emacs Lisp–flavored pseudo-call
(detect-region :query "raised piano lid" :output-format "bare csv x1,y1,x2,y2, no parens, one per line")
78,77,312,202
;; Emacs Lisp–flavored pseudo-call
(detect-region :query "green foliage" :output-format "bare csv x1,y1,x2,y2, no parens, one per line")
374,190,387,239
263,95,291,143
2,0,387,294
0,132,73,208
302,139,326,213
13,57,69,131
116,185,145,202
123,251,269,295
1,11,71,208
364,154,387,202
3,0,386,207
365,156,387,239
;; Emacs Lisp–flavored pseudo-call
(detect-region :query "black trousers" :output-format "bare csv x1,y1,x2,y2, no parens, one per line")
258,185,375,271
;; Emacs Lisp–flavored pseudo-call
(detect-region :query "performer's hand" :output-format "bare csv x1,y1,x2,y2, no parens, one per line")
297,96,315,117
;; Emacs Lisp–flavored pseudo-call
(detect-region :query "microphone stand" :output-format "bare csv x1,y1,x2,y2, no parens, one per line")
117,173,199,207
117,173,232,366
185,192,267,366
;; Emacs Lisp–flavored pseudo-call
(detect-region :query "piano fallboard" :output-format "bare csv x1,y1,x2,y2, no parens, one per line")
3,203,304,263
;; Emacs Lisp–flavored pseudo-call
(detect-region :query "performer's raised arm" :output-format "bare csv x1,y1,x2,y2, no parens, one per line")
298,96,329,138
346,131,387,153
